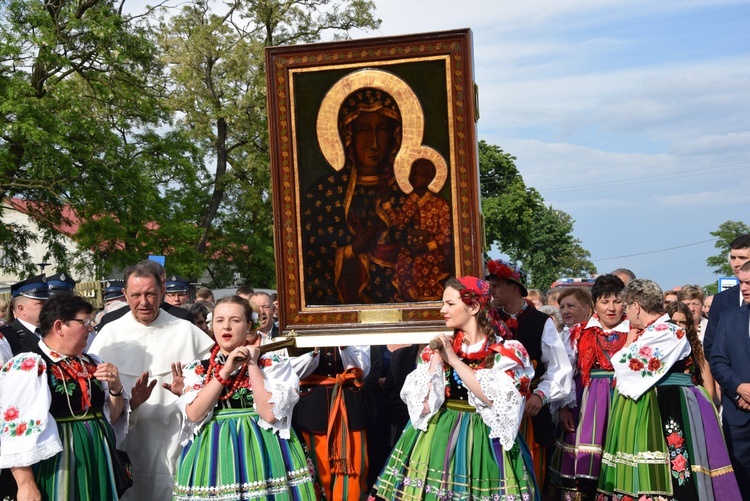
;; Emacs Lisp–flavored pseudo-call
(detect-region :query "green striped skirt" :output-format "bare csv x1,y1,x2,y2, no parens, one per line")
173,408,317,500
371,402,538,500
35,411,119,500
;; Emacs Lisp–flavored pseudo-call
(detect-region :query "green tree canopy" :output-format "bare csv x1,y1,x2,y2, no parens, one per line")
478,140,595,289
706,220,750,277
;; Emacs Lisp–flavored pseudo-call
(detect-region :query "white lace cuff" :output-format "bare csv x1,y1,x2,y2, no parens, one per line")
550,379,577,416
0,436,62,469
473,369,524,450
257,377,299,439
401,363,444,431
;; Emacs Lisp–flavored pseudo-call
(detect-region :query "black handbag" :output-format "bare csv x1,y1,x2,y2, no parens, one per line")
111,447,133,498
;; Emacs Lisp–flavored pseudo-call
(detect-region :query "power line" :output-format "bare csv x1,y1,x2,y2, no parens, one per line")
593,238,718,262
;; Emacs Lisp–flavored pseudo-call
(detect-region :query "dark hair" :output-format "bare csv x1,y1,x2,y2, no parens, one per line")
236,285,255,296
741,261,750,273
124,260,163,289
39,293,94,337
195,287,214,301
666,301,705,385
591,274,625,303
729,234,750,250
213,295,254,325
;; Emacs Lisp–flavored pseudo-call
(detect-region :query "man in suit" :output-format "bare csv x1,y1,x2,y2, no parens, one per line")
710,260,750,495
704,233,750,359
0,274,50,356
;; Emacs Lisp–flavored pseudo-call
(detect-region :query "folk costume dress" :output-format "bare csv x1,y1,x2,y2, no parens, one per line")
597,315,741,500
370,333,539,501
0,341,129,500
173,347,317,500
549,314,629,499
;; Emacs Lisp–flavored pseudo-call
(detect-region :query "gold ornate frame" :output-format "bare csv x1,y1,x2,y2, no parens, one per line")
265,29,483,339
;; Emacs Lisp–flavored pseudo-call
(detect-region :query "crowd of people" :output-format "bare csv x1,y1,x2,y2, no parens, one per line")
0,234,748,500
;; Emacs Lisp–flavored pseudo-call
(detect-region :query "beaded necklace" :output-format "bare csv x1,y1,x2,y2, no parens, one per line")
205,344,250,401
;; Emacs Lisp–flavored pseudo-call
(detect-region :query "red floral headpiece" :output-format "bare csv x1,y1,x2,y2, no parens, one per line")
457,276,491,309
486,259,523,282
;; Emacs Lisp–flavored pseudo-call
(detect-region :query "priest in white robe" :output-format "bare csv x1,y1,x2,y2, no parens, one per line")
90,260,213,501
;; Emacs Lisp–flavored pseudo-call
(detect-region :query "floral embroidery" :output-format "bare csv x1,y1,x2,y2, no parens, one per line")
1,405,42,438
664,417,690,485
675,328,685,340
20,357,37,371
620,344,665,378
194,364,205,375
3,406,19,421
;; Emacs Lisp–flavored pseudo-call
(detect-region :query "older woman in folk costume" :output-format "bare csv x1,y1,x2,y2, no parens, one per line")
549,274,629,500
486,260,573,492
0,294,129,501
597,279,740,500
302,87,407,305
369,277,538,500
173,296,317,500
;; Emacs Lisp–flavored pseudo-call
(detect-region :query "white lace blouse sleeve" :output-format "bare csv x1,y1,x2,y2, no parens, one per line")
176,359,211,446
613,315,691,400
256,354,300,439
340,345,370,377
88,353,130,446
400,346,445,431
471,340,534,449
0,354,63,468
536,318,574,406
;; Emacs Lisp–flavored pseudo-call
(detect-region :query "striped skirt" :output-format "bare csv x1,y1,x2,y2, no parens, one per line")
35,412,119,500
173,408,317,501
597,374,741,500
371,401,538,501
549,370,614,499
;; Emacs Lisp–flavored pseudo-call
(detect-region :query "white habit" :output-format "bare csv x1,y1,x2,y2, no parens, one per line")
90,309,213,501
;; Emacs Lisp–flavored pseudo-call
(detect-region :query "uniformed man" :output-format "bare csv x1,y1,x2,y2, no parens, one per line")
0,274,50,356
164,275,190,307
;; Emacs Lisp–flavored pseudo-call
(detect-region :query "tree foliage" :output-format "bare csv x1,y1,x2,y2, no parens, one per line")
478,140,595,289
0,0,206,278
706,220,750,277
155,0,380,286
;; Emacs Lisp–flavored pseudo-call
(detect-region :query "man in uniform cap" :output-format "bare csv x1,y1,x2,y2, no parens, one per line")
46,272,76,296
164,275,190,307
0,274,50,356
102,279,126,306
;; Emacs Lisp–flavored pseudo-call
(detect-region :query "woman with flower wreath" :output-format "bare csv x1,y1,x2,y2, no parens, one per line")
597,279,740,500
548,274,629,500
0,293,129,501
369,277,539,500
172,295,318,500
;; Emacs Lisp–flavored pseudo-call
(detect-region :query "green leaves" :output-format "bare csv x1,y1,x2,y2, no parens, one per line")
478,140,596,290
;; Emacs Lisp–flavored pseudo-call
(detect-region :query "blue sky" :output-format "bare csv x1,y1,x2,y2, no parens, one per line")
348,0,750,290
125,0,749,291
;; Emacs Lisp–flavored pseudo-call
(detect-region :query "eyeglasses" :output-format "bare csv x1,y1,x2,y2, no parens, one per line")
68,318,94,327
